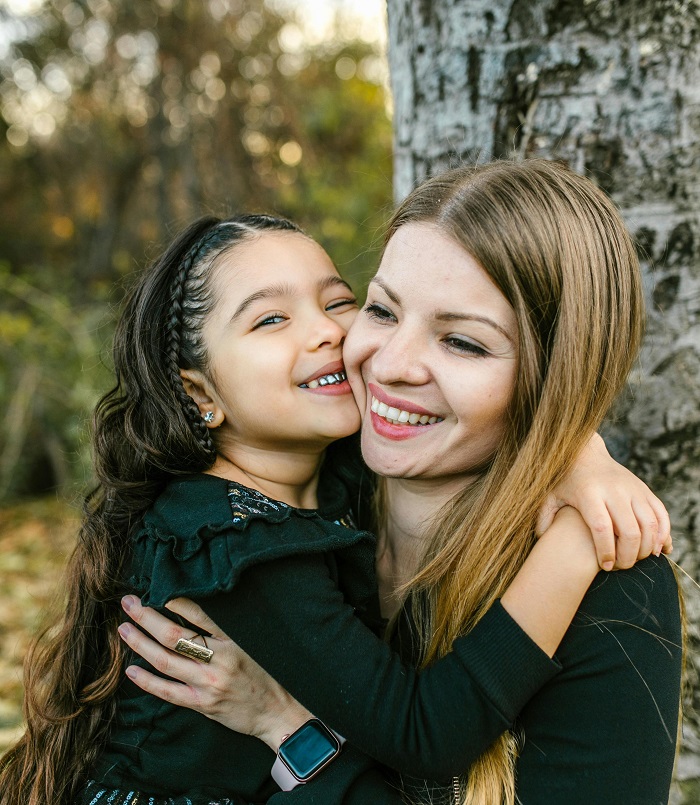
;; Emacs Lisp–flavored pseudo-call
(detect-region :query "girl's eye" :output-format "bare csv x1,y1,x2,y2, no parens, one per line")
253,312,287,329
444,336,489,357
364,302,396,323
326,297,358,311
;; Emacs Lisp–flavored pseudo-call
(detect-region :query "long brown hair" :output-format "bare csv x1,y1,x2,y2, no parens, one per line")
0,214,302,805
391,159,645,804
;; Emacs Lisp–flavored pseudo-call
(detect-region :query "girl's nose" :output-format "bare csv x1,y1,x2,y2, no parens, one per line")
308,311,347,350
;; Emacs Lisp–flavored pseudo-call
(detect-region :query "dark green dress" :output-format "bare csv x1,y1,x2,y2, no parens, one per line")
78,471,560,805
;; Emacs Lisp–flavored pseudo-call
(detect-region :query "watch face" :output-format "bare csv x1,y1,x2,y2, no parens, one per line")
279,720,339,780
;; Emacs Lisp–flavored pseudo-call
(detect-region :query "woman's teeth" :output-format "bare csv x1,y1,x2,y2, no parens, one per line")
300,371,347,389
371,396,443,426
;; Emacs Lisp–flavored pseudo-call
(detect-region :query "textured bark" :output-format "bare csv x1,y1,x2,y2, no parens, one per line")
387,0,700,794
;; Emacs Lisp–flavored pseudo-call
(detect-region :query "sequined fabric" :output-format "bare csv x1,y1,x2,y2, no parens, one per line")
79,780,241,805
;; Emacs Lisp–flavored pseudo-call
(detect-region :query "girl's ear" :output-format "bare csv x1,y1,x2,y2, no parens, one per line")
180,369,225,428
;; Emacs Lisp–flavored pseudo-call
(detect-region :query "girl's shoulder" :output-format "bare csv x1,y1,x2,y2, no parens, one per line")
128,473,375,608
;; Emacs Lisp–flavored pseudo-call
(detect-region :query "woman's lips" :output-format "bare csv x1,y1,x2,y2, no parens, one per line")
369,410,441,440
368,383,440,417
366,384,444,440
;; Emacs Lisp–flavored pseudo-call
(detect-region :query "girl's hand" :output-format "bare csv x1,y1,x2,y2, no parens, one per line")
536,433,672,571
118,595,311,750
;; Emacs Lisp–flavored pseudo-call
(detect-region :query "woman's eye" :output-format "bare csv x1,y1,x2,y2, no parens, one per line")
444,336,488,357
364,302,396,323
253,313,287,329
326,297,358,311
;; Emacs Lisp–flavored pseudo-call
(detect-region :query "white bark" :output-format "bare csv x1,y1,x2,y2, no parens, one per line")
387,0,700,794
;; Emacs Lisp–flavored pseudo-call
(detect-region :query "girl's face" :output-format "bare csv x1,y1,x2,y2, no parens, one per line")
196,232,361,455
343,222,519,484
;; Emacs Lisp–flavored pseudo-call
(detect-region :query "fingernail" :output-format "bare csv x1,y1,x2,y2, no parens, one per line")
653,545,662,557
125,666,137,680
122,595,136,612
117,623,131,639
602,561,614,572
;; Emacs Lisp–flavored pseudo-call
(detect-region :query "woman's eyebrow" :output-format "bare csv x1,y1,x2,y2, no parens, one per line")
369,277,401,305
434,311,514,343
231,276,353,322
371,277,513,343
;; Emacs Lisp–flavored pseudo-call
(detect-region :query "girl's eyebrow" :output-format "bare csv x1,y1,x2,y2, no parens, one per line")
231,276,353,322
370,276,513,343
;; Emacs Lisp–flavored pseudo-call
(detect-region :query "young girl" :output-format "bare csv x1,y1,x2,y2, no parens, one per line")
0,210,671,805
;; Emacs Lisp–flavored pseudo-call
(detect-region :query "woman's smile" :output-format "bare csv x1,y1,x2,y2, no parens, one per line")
343,221,518,482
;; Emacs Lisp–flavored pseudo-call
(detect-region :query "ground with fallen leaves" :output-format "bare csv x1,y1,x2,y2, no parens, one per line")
0,497,79,754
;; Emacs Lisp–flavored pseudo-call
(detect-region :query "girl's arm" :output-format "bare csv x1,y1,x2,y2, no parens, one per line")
538,433,671,569
120,508,599,781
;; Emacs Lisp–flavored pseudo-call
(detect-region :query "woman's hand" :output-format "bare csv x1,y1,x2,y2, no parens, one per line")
118,595,312,750
536,433,672,571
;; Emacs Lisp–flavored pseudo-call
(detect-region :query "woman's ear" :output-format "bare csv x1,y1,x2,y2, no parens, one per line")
180,369,224,428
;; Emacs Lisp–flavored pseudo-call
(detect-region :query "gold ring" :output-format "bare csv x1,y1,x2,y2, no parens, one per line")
174,635,214,663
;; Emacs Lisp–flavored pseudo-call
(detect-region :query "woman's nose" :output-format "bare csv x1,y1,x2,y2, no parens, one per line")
369,325,431,385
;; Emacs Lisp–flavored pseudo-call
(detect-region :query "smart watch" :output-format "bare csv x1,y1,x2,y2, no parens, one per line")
271,718,345,790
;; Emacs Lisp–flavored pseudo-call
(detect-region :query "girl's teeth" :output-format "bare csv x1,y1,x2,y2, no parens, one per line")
301,372,346,389
371,396,443,427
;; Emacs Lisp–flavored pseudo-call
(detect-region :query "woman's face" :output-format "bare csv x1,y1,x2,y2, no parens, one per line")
343,222,519,483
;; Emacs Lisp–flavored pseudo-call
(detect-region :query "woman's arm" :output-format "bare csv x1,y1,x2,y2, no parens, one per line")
119,509,599,781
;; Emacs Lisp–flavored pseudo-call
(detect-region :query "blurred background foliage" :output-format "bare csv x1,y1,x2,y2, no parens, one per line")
0,0,393,503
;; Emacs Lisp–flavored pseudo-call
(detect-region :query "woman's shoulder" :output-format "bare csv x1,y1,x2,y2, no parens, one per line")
129,473,375,607
577,554,681,623
558,555,682,665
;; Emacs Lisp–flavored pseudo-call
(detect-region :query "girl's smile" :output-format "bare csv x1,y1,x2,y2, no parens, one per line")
182,231,361,465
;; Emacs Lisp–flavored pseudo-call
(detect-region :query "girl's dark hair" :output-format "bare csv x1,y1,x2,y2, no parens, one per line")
0,213,302,805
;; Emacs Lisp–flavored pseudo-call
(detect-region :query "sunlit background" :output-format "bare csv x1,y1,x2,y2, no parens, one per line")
0,0,391,751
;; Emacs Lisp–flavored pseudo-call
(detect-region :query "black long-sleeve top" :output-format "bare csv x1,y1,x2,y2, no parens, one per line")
79,471,562,805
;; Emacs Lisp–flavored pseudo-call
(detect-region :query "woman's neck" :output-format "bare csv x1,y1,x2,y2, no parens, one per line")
207,444,325,509
375,475,468,619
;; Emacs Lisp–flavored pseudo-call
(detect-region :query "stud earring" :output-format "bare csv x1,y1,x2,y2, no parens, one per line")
203,411,215,423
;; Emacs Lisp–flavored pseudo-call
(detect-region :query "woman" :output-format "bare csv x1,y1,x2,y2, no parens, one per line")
120,159,682,804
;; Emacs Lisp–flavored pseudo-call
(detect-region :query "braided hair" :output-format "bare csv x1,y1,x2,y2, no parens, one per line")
0,212,303,805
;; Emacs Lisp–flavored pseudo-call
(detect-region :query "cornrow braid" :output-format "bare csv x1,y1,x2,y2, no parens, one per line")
165,222,221,462
165,214,304,463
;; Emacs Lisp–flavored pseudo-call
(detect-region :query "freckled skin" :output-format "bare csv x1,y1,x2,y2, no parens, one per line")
343,222,518,483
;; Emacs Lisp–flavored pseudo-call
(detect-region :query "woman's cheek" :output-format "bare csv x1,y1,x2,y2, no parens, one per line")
342,318,373,416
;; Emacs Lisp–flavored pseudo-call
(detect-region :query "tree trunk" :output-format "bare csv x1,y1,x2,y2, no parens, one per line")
387,0,700,797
